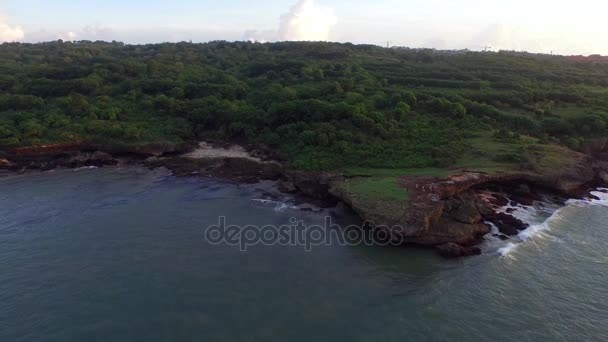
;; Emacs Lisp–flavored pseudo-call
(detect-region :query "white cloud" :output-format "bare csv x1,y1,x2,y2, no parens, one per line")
278,0,337,41
28,24,115,43
0,14,24,42
80,24,114,40
58,31,78,41
245,0,337,42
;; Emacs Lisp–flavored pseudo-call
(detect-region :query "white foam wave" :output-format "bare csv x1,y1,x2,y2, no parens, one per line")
567,188,608,207
73,166,98,172
517,209,563,241
498,243,518,257
495,188,607,257
252,199,298,212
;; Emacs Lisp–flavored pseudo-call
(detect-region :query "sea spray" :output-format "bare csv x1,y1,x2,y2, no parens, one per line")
492,188,607,257
252,198,299,212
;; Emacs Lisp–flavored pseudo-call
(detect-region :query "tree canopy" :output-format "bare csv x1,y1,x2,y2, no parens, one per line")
1,40,607,170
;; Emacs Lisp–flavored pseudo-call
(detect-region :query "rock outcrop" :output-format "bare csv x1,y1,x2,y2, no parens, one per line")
436,243,482,258
147,156,282,183
0,141,196,171
329,150,607,257
3,139,608,258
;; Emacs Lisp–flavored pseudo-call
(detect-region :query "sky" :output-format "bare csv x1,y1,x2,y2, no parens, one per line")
0,0,607,55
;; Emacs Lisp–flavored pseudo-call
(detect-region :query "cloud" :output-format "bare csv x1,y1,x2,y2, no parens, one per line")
28,24,115,42
58,31,78,41
465,23,605,55
81,24,114,40
245,0,337,42
0,14,24,42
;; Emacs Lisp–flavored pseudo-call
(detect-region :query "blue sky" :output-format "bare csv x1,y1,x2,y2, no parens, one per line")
1,0,607,55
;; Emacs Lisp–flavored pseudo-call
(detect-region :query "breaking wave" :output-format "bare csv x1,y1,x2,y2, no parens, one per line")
252,198,299,212
488,188,608,258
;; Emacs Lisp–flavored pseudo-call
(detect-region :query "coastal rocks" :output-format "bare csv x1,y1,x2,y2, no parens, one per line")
444,193,482,224
287,171,341,201
529,149,596,196
278,180,298,194
599,170,608,185
482,211,527,236
150,156,282,183
473,188,529,236
101,141,197,157
436,242,481,258
407,216,490,246
86,151,117,166
13,143,83,157
67,151,118,168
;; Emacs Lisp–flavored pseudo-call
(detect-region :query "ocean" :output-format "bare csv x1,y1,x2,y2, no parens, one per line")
1,167,607,341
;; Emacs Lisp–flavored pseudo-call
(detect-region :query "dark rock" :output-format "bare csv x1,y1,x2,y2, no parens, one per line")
408,216,490,246
474,197,495,217
444,192,483,224
144,156,160,164
90,151,115,164
599,171,608,185
515,183,531,194
493,234,510,241
510,194,534,206
482,211,527,236
68,152,91,166
489,194,509,207
40,162,57,171
509,189,542,206
436,243,482,258
64,151,116,168
278,180,298,193
156,156,282,183
288,171,341,202
448,200,482,224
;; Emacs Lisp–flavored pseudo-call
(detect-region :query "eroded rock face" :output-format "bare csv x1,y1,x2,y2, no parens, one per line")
599,171,608,185
445,193,482,224
66,151,118,168
287,171,341,206
149,156,282,183
483,212,526,236
405,216,490,246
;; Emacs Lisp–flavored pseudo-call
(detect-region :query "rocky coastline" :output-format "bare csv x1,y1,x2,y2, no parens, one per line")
1,140,607,258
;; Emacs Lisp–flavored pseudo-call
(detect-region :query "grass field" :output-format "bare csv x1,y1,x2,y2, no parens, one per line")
338,128,581,205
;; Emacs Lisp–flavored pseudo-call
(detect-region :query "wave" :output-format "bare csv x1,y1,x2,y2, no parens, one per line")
489,188,608,258
251,198,299,212
497,243,518,257
73,166,99,172
566,188,608,207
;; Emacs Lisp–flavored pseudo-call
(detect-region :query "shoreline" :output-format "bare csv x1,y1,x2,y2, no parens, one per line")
1,141,607,258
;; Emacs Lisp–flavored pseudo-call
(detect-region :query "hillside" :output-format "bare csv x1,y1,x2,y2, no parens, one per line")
1,41,607,174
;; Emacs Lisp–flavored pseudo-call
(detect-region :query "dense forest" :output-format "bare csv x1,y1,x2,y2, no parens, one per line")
1,41,607,170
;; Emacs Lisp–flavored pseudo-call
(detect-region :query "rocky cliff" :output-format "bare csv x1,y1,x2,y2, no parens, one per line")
2,140,607,258
329,148,606,257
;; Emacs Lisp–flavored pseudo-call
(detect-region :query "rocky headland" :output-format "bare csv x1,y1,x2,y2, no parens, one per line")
1,140,607,258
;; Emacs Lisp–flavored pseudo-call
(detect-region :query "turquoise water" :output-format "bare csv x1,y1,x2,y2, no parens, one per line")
1,167,607,341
